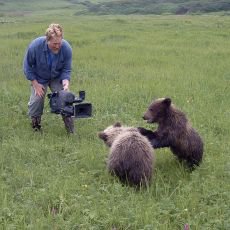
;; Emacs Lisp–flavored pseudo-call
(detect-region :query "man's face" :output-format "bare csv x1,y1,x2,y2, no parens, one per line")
47,36,62,54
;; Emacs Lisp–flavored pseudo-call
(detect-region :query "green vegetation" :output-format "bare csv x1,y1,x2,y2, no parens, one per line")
0,1,230,229
1,0,230,16
72,0,230,15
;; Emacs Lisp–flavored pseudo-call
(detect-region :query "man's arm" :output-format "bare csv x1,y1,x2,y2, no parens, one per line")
23,46,38,81
60,41,72,82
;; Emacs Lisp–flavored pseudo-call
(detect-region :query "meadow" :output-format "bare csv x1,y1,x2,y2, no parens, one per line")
0,9,230,230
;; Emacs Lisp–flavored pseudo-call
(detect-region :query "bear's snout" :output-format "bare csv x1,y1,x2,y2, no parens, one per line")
143,114,150,122
143,112,149,120
98,132,107,141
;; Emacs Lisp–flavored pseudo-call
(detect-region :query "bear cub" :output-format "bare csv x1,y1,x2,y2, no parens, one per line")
98,122,155,188
138,98,203,169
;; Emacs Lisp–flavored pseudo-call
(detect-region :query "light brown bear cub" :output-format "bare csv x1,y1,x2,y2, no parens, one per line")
98,122,155,188
138,98,203,169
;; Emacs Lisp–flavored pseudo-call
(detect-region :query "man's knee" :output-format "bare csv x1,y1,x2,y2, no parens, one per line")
29,94,45,105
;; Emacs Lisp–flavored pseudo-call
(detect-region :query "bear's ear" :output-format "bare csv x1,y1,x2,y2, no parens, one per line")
114,122,121,127
163,98,171,107
98,132,108,141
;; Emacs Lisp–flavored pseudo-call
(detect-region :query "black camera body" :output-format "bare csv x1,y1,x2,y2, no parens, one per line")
48,90,92,118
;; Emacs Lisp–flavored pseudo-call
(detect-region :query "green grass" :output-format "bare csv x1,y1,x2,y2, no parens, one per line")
79,1,230,15
0,10,230,230
1,0,230,16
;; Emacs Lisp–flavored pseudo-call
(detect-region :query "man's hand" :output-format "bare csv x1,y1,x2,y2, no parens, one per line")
62,79,69,91
31,80,45,97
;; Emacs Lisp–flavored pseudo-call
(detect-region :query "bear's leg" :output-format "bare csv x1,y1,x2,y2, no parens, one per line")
151,137,171,148
137,127,155,137
138,127,170,148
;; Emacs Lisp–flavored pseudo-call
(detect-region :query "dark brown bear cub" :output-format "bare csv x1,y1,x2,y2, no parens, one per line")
98,122,154,188
138,98,203,169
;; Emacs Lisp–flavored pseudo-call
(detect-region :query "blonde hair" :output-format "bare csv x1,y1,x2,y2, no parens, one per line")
45,23,63,41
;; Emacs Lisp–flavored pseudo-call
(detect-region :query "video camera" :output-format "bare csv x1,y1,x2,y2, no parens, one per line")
47,90,92,118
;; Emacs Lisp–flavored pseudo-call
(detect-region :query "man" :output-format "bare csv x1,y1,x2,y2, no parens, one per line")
23,23,74,133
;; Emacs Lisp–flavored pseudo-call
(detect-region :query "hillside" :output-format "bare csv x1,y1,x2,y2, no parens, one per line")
72,0,230,15
0,0,230,16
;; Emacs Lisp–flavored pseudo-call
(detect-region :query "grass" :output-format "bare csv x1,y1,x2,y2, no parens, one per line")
1,0,230,16
0,9,230,230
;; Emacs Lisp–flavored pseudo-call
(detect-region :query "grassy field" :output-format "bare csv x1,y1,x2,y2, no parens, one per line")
0,7,230,230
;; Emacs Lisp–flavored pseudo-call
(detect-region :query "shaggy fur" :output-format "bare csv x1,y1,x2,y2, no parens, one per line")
138,98,203,169
98,122,154,188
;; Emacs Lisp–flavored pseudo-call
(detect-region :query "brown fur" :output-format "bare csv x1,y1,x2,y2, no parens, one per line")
98,122,154,188
138,98,203,169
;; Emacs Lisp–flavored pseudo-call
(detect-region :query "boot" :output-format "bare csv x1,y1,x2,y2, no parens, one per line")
31,116,42,131
62,116,75,134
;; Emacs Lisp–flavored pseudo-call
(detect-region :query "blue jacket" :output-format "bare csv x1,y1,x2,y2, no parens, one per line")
23,36,72,84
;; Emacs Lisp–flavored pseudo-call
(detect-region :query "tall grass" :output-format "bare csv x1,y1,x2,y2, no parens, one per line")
0,13,229,229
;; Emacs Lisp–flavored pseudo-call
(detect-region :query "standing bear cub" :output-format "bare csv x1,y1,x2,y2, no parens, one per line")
138,98,203,169
98,122,155,188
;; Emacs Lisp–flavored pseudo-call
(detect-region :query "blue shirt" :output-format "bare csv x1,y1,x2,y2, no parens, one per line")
23,36,72,84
